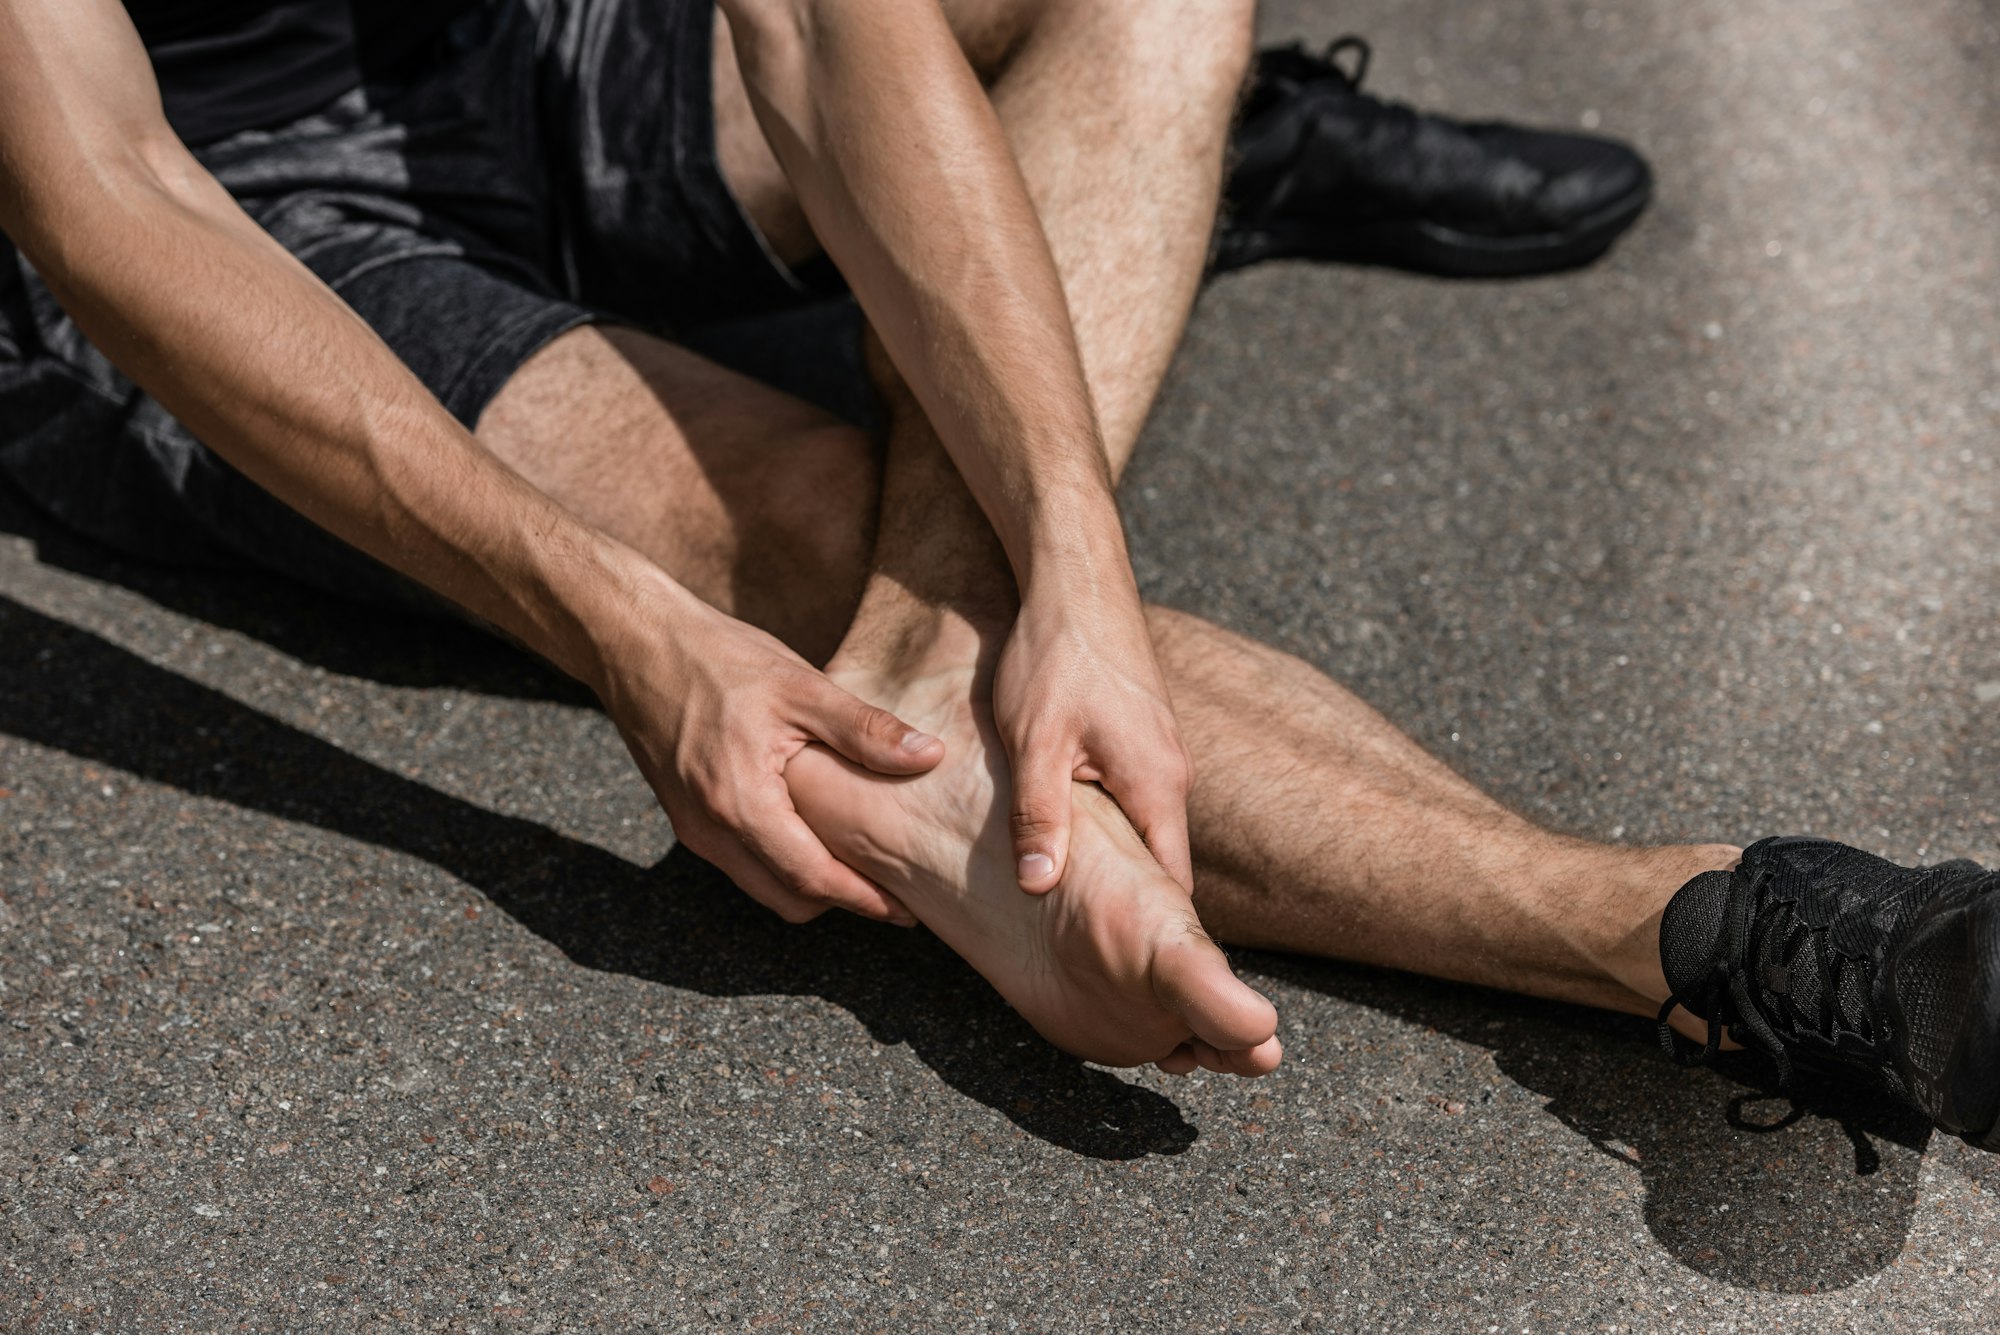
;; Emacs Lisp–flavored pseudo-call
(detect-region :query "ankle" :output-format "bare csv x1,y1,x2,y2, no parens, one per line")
1593,843,1743,1013
825,591,1002,698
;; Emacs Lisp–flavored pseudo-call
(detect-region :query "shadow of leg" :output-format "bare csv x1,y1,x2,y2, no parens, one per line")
0,593,1192,1160
1249,953,1932,1293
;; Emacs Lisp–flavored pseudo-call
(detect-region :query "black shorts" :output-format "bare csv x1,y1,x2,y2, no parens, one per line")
0,0,827,611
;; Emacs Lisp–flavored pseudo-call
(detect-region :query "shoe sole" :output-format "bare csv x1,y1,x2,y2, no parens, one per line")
1216,176,1652,280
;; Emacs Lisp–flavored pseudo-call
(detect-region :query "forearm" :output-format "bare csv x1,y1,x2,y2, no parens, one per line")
721,0,1131,597
10,155,673,688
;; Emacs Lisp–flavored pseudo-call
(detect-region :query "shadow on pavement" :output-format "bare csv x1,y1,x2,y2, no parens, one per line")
0,592,1196,1162
1251,953,1935,1294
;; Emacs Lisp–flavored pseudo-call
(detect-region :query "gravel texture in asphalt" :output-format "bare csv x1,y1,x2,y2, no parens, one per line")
3,0,1997,1330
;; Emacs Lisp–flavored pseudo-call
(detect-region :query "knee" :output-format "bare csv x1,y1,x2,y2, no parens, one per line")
1048,1,1255,117
963,1,1254,100
1160,1,1258,99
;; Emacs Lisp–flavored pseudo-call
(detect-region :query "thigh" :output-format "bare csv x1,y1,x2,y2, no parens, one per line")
475,324,883,665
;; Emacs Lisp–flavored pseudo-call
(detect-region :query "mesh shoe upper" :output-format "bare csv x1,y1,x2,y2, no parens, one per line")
1658,836,2000,1149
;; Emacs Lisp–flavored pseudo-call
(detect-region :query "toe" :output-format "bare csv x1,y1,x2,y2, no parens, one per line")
1150,930,1281,1064
1228,1035,1284,1077
1185,1035,1284,1077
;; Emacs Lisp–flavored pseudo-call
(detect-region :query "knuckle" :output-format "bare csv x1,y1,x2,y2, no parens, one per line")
1010,805,1060,841
852,701,899,743
694,795,740,835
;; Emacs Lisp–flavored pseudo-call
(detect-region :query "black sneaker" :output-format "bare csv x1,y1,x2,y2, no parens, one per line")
1658,836,2000,1151
1218,38,1653,279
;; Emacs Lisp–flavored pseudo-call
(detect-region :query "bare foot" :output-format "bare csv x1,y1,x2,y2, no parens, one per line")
786,662,1282,1076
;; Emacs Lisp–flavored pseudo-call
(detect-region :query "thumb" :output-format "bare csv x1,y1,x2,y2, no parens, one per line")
1009,743,1073,894
805,681,944,776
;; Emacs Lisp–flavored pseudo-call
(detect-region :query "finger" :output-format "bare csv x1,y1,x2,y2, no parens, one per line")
804,682,943,776
1106,774,1195,893
1155,1043,1199,1076
1008,742,1073,894
740,799,918,925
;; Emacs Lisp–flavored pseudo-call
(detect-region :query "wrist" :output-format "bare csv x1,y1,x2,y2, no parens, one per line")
1016,500,1139,607
527,533,703,698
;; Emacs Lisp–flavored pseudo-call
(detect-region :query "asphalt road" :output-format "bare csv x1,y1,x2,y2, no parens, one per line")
4,0,1997,1329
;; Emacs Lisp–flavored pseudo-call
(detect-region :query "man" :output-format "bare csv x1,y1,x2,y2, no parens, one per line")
0,0,1993,1147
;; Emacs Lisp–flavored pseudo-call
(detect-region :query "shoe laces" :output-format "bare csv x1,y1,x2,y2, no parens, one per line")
1314,35,1374,89
1655,861,1889,1087
1251,37,1426,214
1261,35,1375,95
1260,36,1422,128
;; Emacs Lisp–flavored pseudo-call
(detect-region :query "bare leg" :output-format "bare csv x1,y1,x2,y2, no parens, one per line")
714,0,1237,462
721,0,1737,1056
474,328,1733,1043
474,325,879,665
476,2,1735,1064
1148,609,1740,1024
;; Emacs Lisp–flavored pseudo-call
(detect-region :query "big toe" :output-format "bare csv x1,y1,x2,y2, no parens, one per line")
1150,930,1280,1071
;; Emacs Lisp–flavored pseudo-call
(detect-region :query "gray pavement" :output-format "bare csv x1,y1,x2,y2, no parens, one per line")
4,0,1998,1329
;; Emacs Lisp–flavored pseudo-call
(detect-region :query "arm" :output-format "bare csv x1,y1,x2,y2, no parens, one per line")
720,0,1195,891
0,0,942,920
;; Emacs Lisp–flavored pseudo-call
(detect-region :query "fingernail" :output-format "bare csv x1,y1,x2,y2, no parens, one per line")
900,730,939,753
1018,852,1055,882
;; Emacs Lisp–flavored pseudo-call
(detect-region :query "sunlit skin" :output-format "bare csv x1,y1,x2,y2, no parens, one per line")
0,0,1742,1078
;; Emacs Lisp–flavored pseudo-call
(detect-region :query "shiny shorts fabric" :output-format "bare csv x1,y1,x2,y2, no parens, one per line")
0,0,819,610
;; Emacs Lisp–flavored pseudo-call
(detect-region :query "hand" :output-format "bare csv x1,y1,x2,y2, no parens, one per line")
993,578,1194,894
598,592,946,924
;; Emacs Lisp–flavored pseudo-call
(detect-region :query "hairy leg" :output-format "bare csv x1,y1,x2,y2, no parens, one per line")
714,0,1240,460
473,324,876,666
475,4,1729,1064
767,2,1287,1071
717,0,1739,1047
469,309,1730,1049
1148,609,1740,1025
